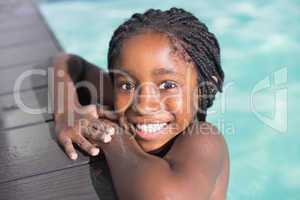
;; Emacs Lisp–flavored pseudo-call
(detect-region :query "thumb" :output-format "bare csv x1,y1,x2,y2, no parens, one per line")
96,105,118,121
80,105,98,118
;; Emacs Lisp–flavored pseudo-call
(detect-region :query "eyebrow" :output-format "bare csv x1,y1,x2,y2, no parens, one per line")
111,68,133,77
113,67,184,78
152,68,182,76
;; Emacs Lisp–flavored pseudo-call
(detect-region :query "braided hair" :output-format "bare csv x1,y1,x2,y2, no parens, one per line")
107,7,224,121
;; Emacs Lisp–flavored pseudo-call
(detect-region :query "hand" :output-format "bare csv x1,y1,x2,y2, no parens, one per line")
83,107,119,146
55,105,101,160
83,118,117,146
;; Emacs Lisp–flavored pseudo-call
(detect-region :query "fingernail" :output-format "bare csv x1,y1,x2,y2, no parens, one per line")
107,127,115,136
70,153,78,160
91,148,100,156
103,135,112,143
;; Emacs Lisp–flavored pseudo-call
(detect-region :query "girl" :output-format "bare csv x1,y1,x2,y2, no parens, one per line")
54,7,229,200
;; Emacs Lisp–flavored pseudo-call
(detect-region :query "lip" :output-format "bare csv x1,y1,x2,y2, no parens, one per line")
129,122,171,140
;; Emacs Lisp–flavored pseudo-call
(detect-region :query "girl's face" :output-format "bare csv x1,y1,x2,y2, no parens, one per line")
113,31,199,152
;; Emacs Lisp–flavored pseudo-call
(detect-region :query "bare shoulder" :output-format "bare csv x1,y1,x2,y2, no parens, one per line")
184,121,226,147
191,121,227,156
163,121,229,198
166,121,228,162
164,121,229,177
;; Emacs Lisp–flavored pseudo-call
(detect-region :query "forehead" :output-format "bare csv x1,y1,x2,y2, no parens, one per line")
115,31,196,78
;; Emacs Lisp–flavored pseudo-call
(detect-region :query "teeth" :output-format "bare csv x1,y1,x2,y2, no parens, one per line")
136,123,167,133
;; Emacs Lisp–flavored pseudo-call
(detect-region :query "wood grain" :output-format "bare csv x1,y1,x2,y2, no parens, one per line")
0,122,94,184
0,24,53,49
0,61,50,95
0,87,52,130
0,161,116,200
0,40,59,69
0,0,40,32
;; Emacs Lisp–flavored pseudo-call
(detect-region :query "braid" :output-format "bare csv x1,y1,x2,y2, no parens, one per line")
108,7,224,120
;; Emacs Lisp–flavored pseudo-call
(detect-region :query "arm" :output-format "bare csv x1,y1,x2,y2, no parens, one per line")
53,53,114,159
53,53,113,113
91,121,228,200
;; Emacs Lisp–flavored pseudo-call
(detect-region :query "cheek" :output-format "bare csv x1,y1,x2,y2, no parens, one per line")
166,87,196,112
161,95,180,114
114,93,132,114
163,87,196,126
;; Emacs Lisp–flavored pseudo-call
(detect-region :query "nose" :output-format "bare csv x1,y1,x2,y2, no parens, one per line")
132,83,161,115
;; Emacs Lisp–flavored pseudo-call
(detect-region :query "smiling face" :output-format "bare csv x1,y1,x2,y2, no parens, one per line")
112,31,199,152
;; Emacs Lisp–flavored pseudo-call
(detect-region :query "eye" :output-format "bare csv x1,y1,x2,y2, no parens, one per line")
159,81,178,90
118,82,135,91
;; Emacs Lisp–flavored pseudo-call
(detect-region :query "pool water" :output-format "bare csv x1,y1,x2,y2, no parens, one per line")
39,0,300,199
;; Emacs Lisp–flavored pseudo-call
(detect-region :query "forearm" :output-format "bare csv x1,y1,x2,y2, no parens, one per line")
53,54,81,120
80,57,113,107
99,133,180,200
53,54,113,119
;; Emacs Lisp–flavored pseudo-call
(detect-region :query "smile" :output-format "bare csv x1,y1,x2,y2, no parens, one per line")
135,123,168,133
130,122,170,140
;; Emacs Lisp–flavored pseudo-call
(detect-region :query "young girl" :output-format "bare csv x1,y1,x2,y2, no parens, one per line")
54,7,229,200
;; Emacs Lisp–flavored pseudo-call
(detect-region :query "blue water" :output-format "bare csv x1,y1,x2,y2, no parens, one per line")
39,0,300,199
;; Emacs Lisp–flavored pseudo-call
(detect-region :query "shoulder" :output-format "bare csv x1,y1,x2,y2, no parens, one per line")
165,121,228,171
175,121,227,157
163,121,229,196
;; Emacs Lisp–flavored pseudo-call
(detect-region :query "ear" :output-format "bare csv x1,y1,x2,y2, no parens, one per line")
192,86,201,115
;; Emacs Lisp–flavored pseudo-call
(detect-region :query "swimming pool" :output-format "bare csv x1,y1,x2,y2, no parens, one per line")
39,0,300,199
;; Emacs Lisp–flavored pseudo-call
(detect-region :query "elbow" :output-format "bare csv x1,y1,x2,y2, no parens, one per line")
53,53,70,69
125,183,182,200
127,192,175,200
125,182,211,200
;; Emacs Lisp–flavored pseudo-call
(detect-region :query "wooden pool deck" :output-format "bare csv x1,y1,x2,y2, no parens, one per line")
0,0,115,199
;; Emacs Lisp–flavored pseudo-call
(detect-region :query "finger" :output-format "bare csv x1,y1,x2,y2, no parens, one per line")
84,121,106,143
102,134,112,143
96,105,118,121
73,134,100,156
106,126,115,136
84,122,103,142
56,127,78,160
80,105,98,118
89,129,112,144
61,137,78,160
101,120,117,136
88,121,115,143
119,116,129,131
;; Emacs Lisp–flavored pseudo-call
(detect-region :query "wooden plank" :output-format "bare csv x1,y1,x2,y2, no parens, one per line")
0,0,62,52
0,61,50,95
0,0,37,20
0,162,116,200
0,87,49,111
0,107,51,130
0,14,41,32
0,87,52,130
0,122,94,183
0,24,53,48
0,0,61,70
0,0,40,31
0,40,59,69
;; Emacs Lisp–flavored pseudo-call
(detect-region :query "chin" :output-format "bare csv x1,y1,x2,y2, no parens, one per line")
136,140,162,153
